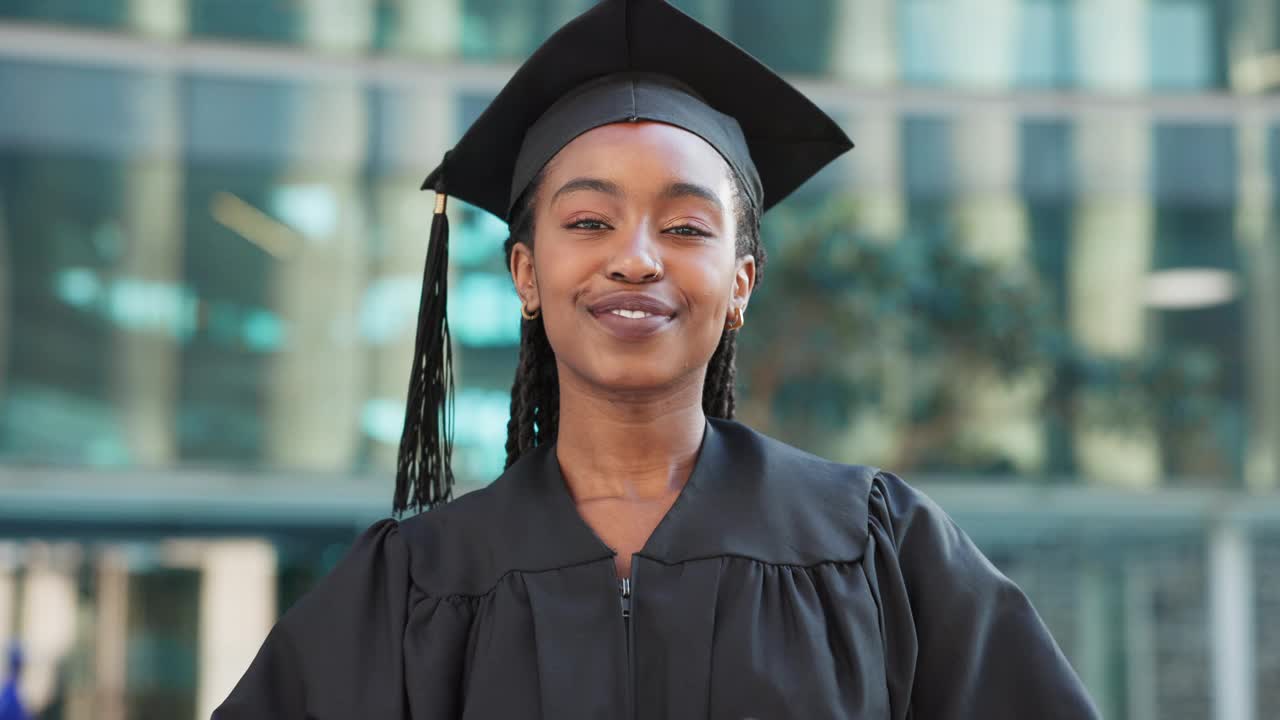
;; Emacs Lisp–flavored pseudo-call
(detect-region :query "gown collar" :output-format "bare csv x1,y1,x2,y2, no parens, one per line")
502,418,874,570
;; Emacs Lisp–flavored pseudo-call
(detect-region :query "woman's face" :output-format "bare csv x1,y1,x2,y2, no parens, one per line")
509,121,755,397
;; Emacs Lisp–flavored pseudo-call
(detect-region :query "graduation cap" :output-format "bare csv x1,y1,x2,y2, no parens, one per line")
395,0,854,514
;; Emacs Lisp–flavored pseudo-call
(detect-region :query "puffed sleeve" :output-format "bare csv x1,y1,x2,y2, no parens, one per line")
212,519,410,719
867,471,1100,720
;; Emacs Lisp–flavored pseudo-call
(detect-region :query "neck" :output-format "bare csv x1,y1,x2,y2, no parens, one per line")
554,364,707,503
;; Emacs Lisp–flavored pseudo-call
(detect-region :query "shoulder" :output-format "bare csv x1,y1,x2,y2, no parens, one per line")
864,468,958,549
395,443,613,596
395,482,508,597
683,419,881,564
710,418,880,495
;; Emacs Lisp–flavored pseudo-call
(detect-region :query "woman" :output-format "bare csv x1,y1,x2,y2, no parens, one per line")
216,1,1099,718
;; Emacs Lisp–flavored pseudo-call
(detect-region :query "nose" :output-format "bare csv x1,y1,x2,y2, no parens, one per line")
604,223,663,283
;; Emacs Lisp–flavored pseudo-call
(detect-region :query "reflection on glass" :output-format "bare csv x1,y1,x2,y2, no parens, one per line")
3,1,1280,718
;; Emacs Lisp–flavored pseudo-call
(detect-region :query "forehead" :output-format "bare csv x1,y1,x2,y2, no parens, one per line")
543,121,734,190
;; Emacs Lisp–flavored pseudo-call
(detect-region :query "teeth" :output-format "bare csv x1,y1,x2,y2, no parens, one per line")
610,309,654,319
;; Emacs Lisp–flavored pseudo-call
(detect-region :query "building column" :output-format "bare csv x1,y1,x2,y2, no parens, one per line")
1237,116,1279,493
827,0,906,464
1228,0,1280,93
0,543,14,651
1123,557,1159,720
1069,111,1159,487
365,0,461,471
831,0,903,243
389,0,461,58
830,0,897,88
367,91,458,471
1073,0,1148,93
92,548,130,720
109,0,189,466
1208,519,1256,720
1069,0,1159,487
950,0,1019,89
948,106,1044,472
1076,559,1118,719
194,541,277,720
18,544,79,714
265,1,374,469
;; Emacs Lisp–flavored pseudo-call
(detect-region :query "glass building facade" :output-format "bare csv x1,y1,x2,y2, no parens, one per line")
0,0,1277,717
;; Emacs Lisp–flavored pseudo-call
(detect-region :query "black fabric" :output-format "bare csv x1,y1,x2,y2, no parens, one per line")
214,419,1099,719
421,0,852,219
510,73,763,218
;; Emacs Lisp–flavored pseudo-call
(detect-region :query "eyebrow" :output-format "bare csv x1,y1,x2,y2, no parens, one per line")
550,177,725,213
660,181,724,212
550,177,624,204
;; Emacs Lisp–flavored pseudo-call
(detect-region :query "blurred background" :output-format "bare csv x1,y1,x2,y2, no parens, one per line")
0,0,1276,717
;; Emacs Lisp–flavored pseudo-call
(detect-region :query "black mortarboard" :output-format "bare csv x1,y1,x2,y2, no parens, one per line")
395,0,854,514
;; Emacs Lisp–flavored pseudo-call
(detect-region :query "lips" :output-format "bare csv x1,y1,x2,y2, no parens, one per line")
586,292,677,340
586,292,677,319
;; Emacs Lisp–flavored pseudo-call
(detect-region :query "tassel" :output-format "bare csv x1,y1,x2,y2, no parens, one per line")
393,192,455,515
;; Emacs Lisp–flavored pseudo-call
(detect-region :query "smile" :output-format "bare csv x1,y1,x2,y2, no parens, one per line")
586,292,678,340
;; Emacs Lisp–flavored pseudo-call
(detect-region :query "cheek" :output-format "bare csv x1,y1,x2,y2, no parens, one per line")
531,243,588,304
677,254,737,318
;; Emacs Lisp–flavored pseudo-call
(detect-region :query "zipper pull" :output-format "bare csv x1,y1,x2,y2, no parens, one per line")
619,577,632,620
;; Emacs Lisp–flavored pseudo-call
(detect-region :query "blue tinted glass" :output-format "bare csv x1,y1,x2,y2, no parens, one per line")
1148,0,1216,90
0,0,124,27
902,114,952,198
1016,0,1075,88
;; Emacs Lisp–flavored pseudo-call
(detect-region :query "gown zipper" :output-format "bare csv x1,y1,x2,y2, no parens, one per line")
619,573,635,718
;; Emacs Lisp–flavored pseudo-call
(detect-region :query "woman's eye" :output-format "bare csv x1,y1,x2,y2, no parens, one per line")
567,219,610,231
665,225,711,237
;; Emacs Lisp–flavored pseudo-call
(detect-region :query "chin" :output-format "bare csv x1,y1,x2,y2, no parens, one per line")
581,355,693,396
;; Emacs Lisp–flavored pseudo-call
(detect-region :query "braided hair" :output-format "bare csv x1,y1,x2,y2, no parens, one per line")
502,170,764,469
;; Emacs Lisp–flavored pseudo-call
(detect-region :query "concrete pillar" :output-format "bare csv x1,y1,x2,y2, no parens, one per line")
194,541,277,720
828,0,905,465
1069,112,1160,487
1228,0,1280,92
947,106,1044,472
299,0,375,53
18,544,80,714
1123,556,1159,720
834,0,903,242
950,0,1019,89
829,0,897,87
1069,0,1160,487
1208,519,1255,720
0,194,8,420
1073,0,1148,94
1237,116,1279,493
264,1,374,469
109,1,189,466
387,0,461,58
0,543,14,651
92,548,130,720
128,0,189,38
1075,559,1115,718
368,90,456,470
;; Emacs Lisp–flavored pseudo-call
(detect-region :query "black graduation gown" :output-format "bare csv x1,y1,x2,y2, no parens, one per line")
213,419,1099,719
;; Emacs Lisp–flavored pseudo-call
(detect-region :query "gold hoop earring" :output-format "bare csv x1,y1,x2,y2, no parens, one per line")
726,306,745,331
521,304,541,321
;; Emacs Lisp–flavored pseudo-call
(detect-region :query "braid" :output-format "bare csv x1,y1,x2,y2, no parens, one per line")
503,176,557,469
702,330,738,419
502,166,763,466
702,168,762,422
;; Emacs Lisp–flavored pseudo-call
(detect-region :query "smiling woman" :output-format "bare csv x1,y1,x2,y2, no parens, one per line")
213,1,1099,718
506,122,759,469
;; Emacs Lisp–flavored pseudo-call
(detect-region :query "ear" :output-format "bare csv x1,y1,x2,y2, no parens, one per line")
509,242,541,312
730,254,756,316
